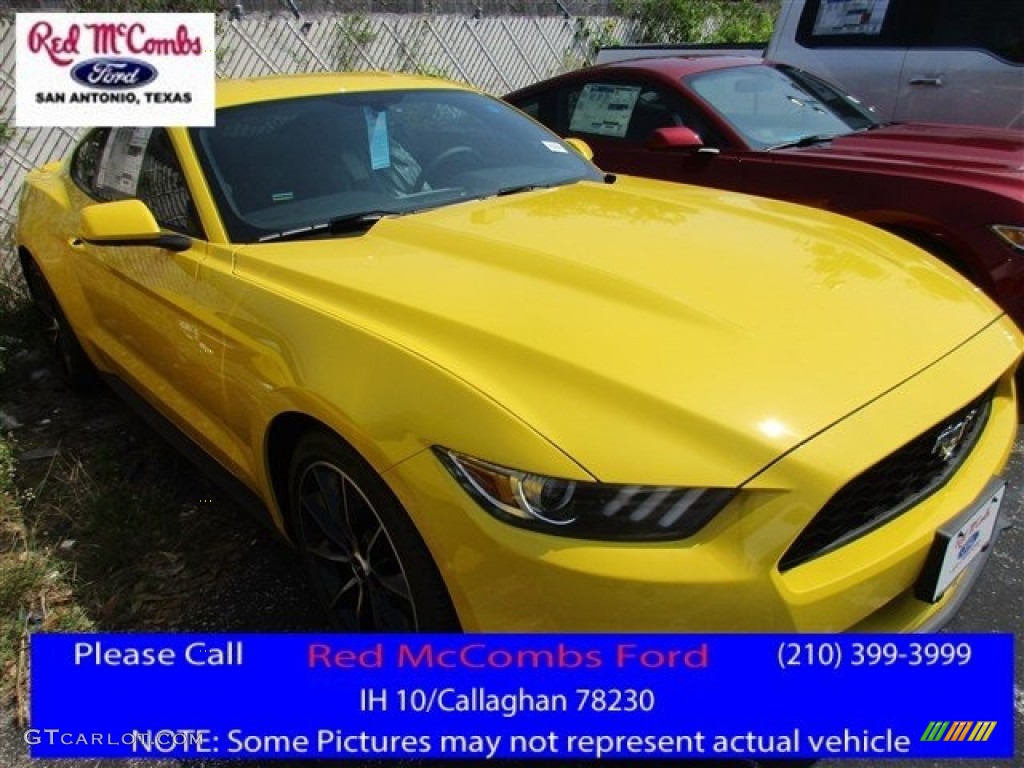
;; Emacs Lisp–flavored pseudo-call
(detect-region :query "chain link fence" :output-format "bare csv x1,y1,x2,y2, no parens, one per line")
230,2,618,14
0,12,639,295
216,13,623,87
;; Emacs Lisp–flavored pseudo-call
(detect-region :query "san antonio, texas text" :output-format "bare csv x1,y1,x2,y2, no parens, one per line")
35,91,191,104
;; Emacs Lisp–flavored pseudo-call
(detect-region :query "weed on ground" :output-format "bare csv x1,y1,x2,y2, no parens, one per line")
0,299,321,730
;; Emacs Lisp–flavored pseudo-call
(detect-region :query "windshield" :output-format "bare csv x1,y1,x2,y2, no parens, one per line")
685,64,879,150
191,88,602,243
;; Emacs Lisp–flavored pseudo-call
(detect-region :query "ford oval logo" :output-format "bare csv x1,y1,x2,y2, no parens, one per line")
70,58,158,90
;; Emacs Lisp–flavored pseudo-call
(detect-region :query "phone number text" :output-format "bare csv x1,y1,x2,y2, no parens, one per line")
778,641,972,670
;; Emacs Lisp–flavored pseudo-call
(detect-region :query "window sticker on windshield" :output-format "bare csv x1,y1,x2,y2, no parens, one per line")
569,84,641,138
96,127,152,197
813,0,891,36
542,140,568,153
364,108,391,171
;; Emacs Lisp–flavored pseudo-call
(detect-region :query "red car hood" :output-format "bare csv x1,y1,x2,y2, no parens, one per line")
790,123,1024,178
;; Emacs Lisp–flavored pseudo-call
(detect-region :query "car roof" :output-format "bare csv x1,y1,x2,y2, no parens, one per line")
214,71,473,109
505,55,766,98
587,55,765,79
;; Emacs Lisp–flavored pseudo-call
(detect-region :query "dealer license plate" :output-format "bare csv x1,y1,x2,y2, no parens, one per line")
914,479,1004,604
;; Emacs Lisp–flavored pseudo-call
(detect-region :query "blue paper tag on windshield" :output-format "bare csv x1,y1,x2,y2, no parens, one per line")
365,108,391,170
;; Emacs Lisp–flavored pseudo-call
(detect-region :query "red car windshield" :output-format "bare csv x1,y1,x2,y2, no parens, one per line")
685,64,879,149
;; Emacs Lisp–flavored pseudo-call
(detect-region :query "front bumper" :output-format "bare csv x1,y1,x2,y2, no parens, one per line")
386,316,1022,632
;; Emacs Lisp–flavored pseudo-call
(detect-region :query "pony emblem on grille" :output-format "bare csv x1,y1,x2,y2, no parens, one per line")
932,408,981,462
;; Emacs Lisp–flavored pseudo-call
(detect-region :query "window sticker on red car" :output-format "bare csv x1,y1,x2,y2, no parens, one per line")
569,83,640,138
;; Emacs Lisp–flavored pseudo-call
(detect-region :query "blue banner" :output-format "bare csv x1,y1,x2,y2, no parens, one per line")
28,633,1013,760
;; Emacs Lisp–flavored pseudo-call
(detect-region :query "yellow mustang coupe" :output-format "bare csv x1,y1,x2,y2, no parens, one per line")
16,73,1022,633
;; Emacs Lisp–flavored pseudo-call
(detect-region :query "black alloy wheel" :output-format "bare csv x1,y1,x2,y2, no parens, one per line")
289,431,460,632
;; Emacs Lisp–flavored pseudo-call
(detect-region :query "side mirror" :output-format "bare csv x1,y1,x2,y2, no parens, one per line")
564,137,595,161
80,199,191,252
647,126,705,152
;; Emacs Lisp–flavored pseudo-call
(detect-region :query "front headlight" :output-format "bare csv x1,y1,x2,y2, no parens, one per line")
435,448,737,540
991,225,1024,252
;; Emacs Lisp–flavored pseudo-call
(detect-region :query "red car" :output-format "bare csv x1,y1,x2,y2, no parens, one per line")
506,57,1024,326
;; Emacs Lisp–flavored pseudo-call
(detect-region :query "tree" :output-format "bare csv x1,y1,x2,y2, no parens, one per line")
619,0,780,44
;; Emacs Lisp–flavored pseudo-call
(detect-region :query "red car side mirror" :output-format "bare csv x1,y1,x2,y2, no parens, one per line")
647,126,704,151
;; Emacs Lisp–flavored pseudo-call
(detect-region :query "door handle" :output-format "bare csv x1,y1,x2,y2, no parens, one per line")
908,77,944,87
68,238,87,249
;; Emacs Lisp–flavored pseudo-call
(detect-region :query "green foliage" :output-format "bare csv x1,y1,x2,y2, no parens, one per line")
0,312,93,717
0,227,25,319
618,0,780,44
0,121,13,146
214,17,230,69
333,15,377,71
414,65,452,80
569,17,624,68
0,439,14,502
397,19,452,80
1,225,26,316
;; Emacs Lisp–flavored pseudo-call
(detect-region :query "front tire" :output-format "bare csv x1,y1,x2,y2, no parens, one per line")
288,431,460,632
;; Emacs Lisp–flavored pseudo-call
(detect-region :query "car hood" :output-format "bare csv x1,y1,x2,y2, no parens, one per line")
789,123,1024,178
236,177,1005,486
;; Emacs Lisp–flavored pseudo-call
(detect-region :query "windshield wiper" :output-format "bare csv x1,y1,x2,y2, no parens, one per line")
766,134,837,151
494,177,594,197
495,183,545,197
258,211,399,243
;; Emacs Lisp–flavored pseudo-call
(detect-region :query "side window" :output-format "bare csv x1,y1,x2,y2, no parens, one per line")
927,0,1024,64
627,87,691,141
566,83,642,139
797,0,1024,60
92,127,202,238
796,0,915,47
94,127,155,201
514,96,542,120
508,91,564,133
70,128,111,196
136,129,203,238
564,80,724,147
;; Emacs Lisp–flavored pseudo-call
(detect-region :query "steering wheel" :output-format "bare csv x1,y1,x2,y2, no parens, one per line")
416,146,482,191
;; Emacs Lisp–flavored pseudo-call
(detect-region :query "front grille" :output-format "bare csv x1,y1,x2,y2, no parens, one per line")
779,388,993,572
